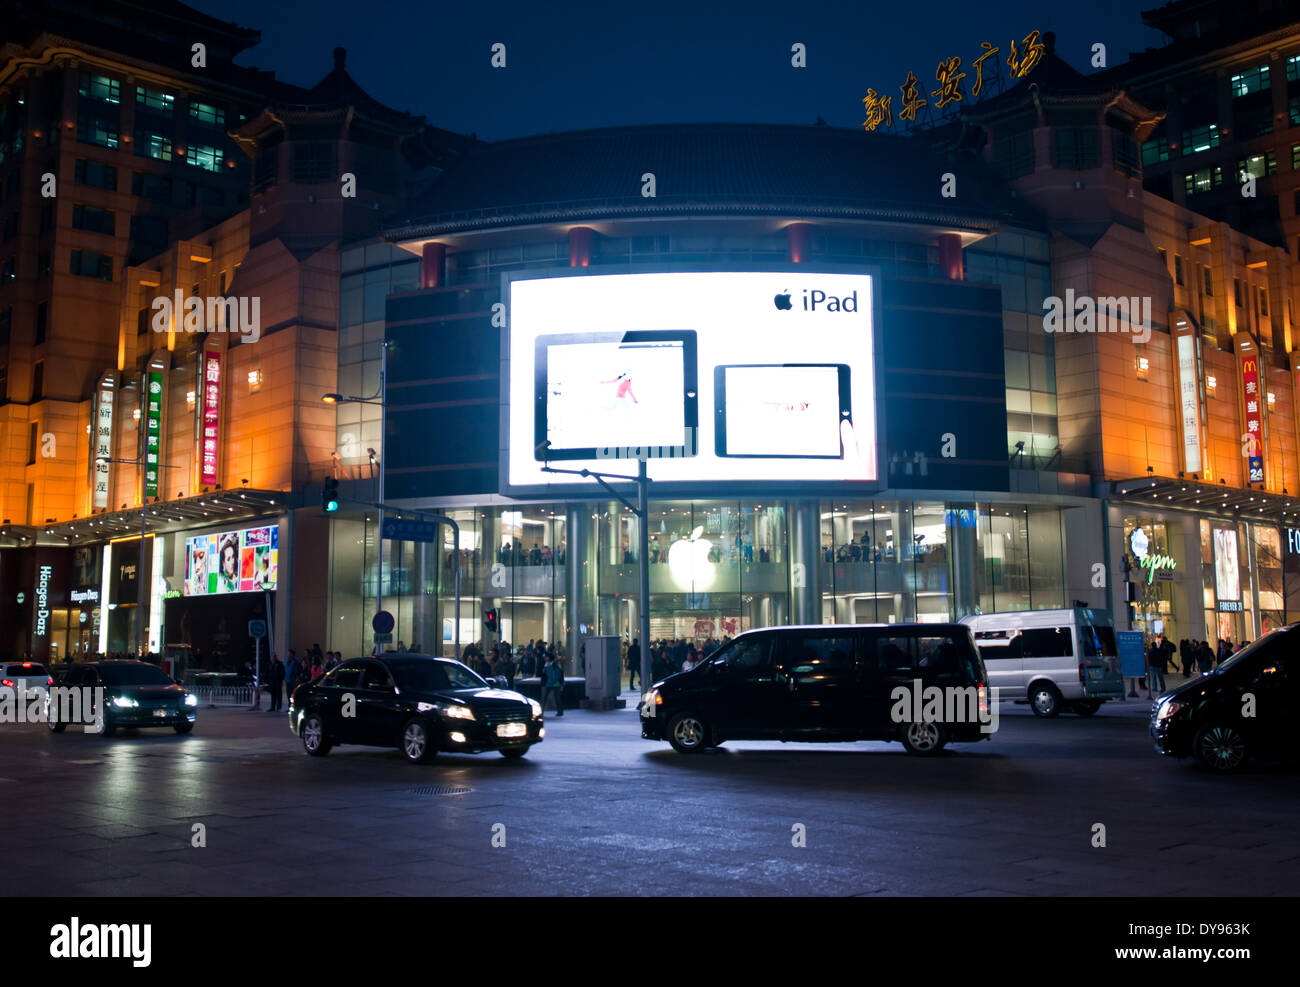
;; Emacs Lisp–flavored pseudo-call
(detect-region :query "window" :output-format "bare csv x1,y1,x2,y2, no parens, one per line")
69,249,112,280
31,362,43,401
1184,165,1223,196
1203,266,1213,296
1230,65,1270,97
73,158,117,190
76,108,119,149
34,301,46,344
1289,55,1300,82
1180,123,1220,155
323,666,362,689
359,663,394,691
1157,246,1167,270
1174,255,1185,286
1019,627,1074,658
188,101,224,127
1260,286,1269,316
186,143,223,173
78,73,120,104
1053,127,1101,170
868,635,917,676
134,129,173,161
137,306,148,336
1113,132,1140,178
131,172,171,203
129,215,168,257
134,86,175,114
27,421,38,464
1235,102,1274,139
1293,144,1300,171
1235,277,1244,306
780,634,857,683
1291,95,1300,127
72,204,115,235
292,141,335,183
1141,138,1170,165
1238,152,1277,180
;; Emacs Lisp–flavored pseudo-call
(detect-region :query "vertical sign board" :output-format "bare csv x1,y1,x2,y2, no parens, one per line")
201,350,221,487
92,378,115,510
144,369,163,500
1239,338,1265,483
1170,314,1204,476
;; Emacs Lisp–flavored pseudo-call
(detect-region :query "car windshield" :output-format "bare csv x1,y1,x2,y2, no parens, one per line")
98,664,173,686
4,663,46,676
387,659,487,693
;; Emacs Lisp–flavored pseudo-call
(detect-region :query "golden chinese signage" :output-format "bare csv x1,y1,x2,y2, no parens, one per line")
862,29,1044,132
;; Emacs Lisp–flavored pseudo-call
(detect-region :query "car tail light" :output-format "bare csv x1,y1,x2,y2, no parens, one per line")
1079,664,1086,682
21,662,32,668
46,677,54,686
1,679,13,688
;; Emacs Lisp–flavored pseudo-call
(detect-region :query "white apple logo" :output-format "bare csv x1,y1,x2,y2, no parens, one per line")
668,526,715,589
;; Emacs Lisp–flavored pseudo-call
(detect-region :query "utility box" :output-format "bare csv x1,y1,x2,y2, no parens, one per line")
583,635,625,708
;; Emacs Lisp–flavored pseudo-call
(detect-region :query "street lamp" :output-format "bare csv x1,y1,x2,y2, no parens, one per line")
323,340,389,651
95,454,181,659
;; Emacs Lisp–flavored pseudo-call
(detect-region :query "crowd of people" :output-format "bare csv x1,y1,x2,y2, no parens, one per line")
624,636,730,689
1143,633,1247,693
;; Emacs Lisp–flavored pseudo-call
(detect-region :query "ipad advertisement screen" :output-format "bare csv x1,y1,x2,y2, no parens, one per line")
506,271,875,491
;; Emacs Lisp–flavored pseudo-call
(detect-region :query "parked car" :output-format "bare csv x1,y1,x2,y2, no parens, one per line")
1150,624,1298,772
289,654,543,763
1,661,52,702
639,624,992,755
961,608,1124,717
47,660,197,736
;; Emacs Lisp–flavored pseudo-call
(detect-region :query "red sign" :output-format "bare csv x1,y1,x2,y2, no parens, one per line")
1242,355,1264,483
202,351,221,487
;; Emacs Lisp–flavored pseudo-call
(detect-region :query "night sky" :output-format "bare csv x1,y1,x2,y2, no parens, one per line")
206,0,1167,141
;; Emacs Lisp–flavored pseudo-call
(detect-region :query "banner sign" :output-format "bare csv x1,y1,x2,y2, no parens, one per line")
1242,354,1264,483
93,381,114,510
185,524,278,595
201,351,221,487
145,369,163,500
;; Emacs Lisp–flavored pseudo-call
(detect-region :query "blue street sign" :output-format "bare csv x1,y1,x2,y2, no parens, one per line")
381,517,441,543
1117,630,1145,678
372,610,395,635
248,620,267,639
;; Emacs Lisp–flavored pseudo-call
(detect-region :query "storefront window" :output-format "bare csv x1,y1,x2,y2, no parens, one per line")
1124,518,1179,646
1201,518,1252,646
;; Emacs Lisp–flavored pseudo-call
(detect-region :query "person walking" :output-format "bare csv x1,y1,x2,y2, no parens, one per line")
267,653,285,711
1146,633,1171,696
542,653,565,717
285,650,300,697
627,638,641,690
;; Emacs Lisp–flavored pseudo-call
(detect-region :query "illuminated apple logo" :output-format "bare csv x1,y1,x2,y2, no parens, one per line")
668,526,715,589
773,291,792,311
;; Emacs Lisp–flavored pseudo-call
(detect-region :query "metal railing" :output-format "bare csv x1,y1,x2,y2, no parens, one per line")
191,685,255,708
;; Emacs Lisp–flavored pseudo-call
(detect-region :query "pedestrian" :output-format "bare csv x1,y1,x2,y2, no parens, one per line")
1199,640,1215,674
542,653,565,716
267,653,285,711
1146,633,1171,696
502,649,516,688
285,650,300,695
627,637,640,690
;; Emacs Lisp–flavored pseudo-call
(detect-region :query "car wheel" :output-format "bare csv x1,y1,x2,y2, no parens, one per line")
1194,724,1248,773
301,714,332,756
48,715,66,733
900,720,946,755
1028,683,1061,718
401,718,436,764
500,747,528,759
666,713,709,753
1072,700,1101,716
174,721,194,734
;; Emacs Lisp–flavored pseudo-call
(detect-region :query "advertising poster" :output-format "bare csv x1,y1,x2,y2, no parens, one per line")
185,525,278,596
1213,526,1241,608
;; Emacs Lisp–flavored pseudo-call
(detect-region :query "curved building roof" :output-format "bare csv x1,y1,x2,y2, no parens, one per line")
385,121,1029,240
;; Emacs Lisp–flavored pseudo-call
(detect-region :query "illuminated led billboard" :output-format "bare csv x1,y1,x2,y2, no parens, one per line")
505,271,876,492
185,525,278,596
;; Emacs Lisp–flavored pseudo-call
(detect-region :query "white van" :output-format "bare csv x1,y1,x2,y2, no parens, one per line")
959,608,1124,717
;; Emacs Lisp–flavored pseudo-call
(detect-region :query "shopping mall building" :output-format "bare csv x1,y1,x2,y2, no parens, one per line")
7,2,1300,670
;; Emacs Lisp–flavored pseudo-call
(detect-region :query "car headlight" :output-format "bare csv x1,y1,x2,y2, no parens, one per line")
1157,699,1186,721
184,694,198,707
529,699,542,718
417,701,436,713
111,696,138,708
443,703,475,721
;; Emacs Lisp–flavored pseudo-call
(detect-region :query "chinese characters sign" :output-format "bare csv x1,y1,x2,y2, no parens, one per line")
145,369,163,500
862,29,1044,132
1175,331,1203,475
93,382,114,510
201,351,221,487
1241,354,1264,483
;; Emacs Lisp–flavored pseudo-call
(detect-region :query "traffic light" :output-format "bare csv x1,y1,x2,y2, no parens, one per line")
484,608,499,633
322,476,340,513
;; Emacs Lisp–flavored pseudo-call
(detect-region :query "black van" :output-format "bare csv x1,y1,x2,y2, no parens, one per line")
1150,624,1299,772
640,624,992,754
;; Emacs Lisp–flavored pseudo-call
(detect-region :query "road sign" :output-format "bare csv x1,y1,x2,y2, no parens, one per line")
1117,630,1145,678
373,632,393,644
248,620,267,639
372,610,395,635
381,517,441,543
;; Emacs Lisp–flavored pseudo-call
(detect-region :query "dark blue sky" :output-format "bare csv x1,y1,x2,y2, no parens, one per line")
205,0,1168,141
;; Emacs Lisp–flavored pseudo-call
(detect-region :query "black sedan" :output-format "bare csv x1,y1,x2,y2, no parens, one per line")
289,653,543,763
47,660,197,736
1150,624,1298,772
